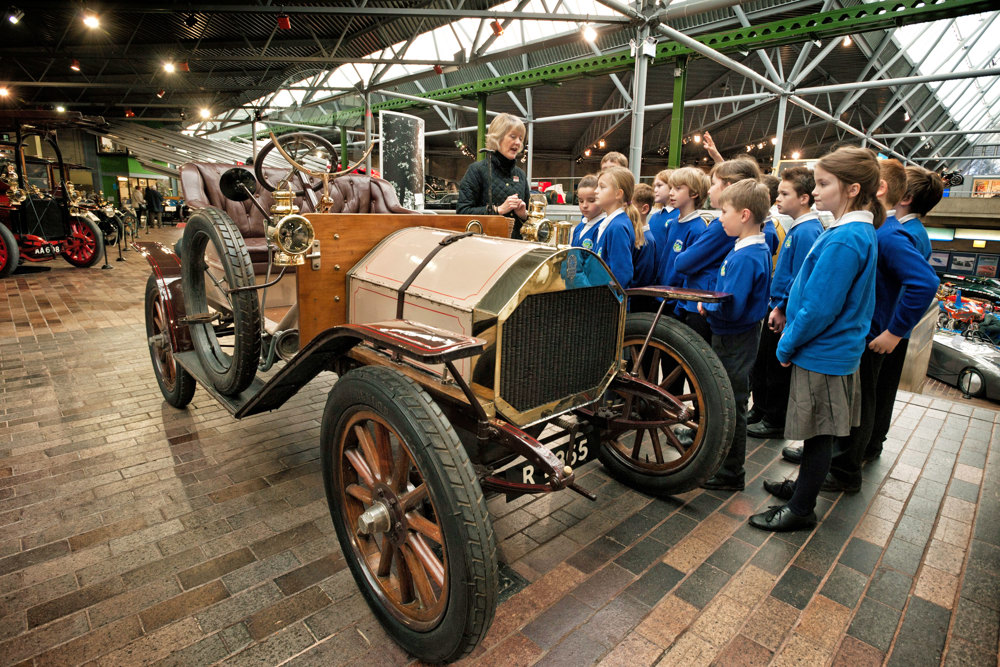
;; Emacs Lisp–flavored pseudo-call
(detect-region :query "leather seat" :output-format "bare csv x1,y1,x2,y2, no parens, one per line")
179,162,414,273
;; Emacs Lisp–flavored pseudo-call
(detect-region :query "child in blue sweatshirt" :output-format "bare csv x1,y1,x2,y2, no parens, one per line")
696,179,773,491
675,158,761,341
593,166,638,288
750,147,881,533
571,174,605,250
657,166,711,292
646,169,679,262
749,167,823,440
864,166,944,460
631,182,659,289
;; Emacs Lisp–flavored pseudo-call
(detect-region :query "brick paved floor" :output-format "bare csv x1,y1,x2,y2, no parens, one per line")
0,227,998,666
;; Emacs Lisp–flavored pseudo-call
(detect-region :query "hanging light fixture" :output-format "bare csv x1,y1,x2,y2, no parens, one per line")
163,62,176,73
6,7,23,24
581,23,597,43
598,139,606,148
82,12,99,28
0,87,8,96
70,58,81,72
55,105,65,112
433,64,444,74
491,19,504,37
792,150,801,160
770,137,777,145
156,89,166,98
693,134,701,144
842,35,852,47
277,13,291,30
125,109,135,118
584,148,592,157
904,111,910,121
199,107,211,119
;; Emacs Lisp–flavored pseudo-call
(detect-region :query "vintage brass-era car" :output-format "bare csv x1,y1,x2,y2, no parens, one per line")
136,132,735,662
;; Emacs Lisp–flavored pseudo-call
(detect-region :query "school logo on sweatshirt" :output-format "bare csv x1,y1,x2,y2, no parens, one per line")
720,261,727,277
672,240,684,253
583,239,593,250
784,237,792,248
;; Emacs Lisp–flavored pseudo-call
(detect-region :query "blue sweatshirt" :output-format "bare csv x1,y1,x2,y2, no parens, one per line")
674,216,734,313
631,227,659,288
657,209,708,290
897,213,932,260
763,218,780,255
646,207,679,265
770,213,823,311
702,234,772,335
776,211,878,375
871,218,940,340
594,209,636,288
571,213,604,250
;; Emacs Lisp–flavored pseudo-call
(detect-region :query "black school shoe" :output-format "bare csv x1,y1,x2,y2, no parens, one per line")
747,421,784,439
781,444,803,464
749,505,817,532
702,474,745,491
747,407,763,425
763,478,796,500
820,473,861,493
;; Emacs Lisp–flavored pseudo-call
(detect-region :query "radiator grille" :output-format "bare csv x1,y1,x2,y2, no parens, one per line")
499,286,620,412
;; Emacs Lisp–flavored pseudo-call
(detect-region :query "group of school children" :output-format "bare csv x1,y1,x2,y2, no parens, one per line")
572,146,943,533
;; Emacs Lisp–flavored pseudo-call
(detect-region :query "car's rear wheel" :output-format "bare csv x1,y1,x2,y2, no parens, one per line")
145,275,195,408
61,217,103,267
321,366,497,663
0,224,19,277
584,312,736,495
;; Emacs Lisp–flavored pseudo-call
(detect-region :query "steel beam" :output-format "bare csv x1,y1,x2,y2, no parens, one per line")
477,93,488,155
772,96,788,171
668,62,688,169
796,67,1000,96
629,26,653,179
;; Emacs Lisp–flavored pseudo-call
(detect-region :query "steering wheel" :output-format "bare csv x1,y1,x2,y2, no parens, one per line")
254,132,339,195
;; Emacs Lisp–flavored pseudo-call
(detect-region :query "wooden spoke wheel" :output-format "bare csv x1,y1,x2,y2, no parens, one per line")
321,366,496,663
180,208,261,396
61,217,103,267
144,275,195,408
0,224,18,277
587,312,736,495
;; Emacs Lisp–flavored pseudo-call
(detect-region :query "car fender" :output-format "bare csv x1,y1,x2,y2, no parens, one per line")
134,241,192,354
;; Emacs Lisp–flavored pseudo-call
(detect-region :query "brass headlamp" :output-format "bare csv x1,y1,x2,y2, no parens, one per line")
519,197,553,244
267,187,315,266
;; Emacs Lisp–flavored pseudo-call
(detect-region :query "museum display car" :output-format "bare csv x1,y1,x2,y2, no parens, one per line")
135,131,737,662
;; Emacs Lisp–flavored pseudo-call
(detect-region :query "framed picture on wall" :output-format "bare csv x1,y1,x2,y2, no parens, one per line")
949,253,977,274
929,251,950,270
976,254,999,278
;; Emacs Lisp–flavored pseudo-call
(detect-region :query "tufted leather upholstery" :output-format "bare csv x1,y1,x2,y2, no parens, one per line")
179,162,414,272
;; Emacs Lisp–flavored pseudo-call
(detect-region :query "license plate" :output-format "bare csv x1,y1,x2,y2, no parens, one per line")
503,436,595,486
33,245,59,255
165,205,176,211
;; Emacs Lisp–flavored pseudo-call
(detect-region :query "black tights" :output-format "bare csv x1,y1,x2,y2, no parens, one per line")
788,434,835,516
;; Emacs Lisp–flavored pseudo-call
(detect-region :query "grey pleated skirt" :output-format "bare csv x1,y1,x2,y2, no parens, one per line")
784,365,861,441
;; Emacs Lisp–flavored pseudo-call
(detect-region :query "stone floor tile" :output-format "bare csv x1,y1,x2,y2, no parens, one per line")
689,596,751,649
940,496,977,525
832,636,884,667
854,514,895,548
771,633,832,666
712,634,773,667
934,516,973,549
655,631,716,667
634,594,699,648
739,596,799,651
914,565,959,610
794,595,851,650
595,631,662,667
953,464,983,486
848,598,901,652
662,535,716,574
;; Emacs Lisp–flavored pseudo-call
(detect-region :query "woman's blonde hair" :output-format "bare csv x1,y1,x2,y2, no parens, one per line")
817,146,886,226
486,113,525,153
599,166,644,248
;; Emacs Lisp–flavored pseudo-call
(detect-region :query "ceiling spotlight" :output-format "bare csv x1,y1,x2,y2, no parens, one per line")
792,150,801,160
812,39,822,48
770,136,777,145
82,13,99,29
693,134,702,144
277,13,291,30
7,7,23,24
584,148,592,157
746,145,752,152
179,62,190,72
598,139,606,148
491,19,504,37
433,64,443,74
199,108,211,119
125,109,135,118
0,87,8,96
156,89,165,98
904,111,910,121
185,13,197,28
581,23,597,43
842,35,852,47
757,142,764,149
70,58,81,72
163,62,176,73
55,105,65,112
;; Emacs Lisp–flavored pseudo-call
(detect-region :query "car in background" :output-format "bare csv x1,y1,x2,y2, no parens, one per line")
162,195,188,223
927,329,1000,401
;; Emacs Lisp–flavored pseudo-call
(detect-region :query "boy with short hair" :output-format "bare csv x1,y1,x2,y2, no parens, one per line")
601,151,628,170
658,167,711,298
761,173,784,257
863,166,943,461
631,182,659,289
572,174,604,249
749,167,823,439
698,178,773,490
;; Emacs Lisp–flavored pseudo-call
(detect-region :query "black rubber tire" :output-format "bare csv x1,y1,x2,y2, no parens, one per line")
145,275,196,408
321,366,497,663
61,217,104,268
254,131,338,195
181,208,261,395
0,224,18,277
593,312,736,495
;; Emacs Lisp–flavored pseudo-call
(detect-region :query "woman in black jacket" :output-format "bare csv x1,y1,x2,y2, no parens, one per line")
457,113,529,239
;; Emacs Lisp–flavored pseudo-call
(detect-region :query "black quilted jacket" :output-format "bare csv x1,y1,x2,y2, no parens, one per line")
457,151,529,240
